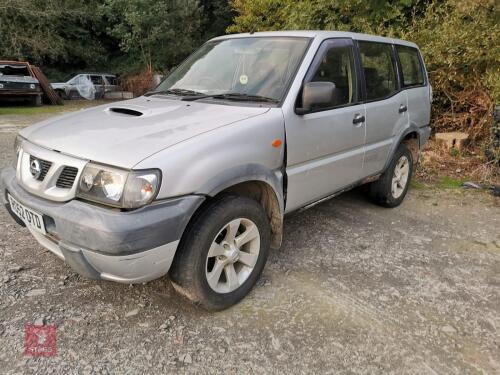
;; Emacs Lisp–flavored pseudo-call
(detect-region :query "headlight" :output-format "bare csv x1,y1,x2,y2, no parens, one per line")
76,163,161,208
13,135,22,169
30,84,36,89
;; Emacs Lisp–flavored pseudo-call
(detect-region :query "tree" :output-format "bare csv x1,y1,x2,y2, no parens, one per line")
227,0,430,34
0,0,105,69
101,0,203,73
201,0,235,39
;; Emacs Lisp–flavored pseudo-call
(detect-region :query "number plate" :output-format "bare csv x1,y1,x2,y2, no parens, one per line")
7,193,46,235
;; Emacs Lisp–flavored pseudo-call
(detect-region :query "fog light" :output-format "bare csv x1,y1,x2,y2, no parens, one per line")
0,83,4,89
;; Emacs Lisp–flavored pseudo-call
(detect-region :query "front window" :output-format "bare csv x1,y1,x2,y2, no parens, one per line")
68,75,85,85
306,39,358,110
154,37,310,102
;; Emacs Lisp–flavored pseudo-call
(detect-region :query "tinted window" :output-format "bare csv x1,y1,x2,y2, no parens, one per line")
396,45,424,87
90,75,103,85
308,42,358,109
359,42,398,101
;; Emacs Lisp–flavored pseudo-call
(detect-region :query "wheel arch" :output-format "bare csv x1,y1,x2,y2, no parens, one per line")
182,168,285,251
384,127,421,171
214,180,283,250
401,131,420,165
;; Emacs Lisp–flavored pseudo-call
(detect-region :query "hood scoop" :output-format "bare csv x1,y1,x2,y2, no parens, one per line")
108,107,144,117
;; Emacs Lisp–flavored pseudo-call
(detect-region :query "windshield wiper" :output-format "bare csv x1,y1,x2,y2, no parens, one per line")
144,88,206,97
181,92,279,103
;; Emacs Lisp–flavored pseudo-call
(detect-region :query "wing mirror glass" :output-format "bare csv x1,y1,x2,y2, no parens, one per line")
296,82,336,115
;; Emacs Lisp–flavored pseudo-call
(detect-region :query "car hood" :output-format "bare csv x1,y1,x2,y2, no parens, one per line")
20,96,270,169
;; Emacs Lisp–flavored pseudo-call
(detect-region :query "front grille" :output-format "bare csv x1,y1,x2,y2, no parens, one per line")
29,155,52,181
56,166,79,189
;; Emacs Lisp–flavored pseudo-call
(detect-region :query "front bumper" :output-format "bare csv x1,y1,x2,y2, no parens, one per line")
1,167,204,283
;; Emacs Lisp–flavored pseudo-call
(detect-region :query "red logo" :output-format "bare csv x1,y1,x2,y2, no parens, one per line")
24,324,57,357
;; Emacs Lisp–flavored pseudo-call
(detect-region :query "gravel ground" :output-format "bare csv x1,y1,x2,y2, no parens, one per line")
0,113,499,374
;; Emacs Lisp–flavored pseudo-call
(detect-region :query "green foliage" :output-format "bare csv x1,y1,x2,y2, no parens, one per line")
410,179,427,189
0,0,105,68
228,0,430,34
0,0,234,77
201,0,236,39
101,0,203,72
436,176,463,189
405,1,498,98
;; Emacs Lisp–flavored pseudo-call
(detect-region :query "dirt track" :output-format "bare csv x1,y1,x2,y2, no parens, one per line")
0,111,499,374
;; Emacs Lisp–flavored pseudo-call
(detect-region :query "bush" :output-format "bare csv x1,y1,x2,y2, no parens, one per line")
403,1,498,142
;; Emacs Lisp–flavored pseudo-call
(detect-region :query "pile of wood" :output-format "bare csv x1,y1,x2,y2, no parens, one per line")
30,65,63,105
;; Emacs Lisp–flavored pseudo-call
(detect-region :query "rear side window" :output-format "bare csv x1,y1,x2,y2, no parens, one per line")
358,41,398,101
307,40,358,110
396,45,424,87
90,75,103,85
105,76,118,85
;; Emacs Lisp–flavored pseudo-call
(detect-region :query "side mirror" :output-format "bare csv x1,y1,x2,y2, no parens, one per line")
296,82,336,115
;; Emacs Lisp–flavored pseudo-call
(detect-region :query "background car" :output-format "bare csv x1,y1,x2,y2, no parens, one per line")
0,61,43,106
51,73,120,100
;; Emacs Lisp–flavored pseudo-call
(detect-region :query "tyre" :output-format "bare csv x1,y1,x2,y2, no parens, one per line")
29,95,42,107
369,143,413,207
170,195,271,311
56,90,67,100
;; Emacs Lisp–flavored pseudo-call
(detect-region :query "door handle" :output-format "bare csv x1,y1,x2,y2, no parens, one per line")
399,105,408,113
353,114,365,125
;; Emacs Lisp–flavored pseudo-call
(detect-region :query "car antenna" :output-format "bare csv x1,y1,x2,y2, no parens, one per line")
249,10,269,34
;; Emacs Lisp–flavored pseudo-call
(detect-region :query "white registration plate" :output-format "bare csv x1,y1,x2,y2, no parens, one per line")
7,193,46,235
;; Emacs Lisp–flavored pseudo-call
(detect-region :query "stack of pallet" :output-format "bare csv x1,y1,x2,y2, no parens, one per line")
30,66,63,105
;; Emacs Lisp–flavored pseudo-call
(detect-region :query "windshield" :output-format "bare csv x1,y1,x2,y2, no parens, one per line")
0,65,30,77
154,37,310,102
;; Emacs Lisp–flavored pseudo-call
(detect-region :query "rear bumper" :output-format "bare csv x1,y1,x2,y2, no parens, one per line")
1,167,204,283
0,91,41,96
419,125,431,148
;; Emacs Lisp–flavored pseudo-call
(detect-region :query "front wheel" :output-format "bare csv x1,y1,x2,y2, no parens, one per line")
369,143,413,207
170,195,271,311
29,94,42,107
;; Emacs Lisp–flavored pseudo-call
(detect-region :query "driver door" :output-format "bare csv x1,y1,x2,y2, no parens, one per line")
285,38,366,212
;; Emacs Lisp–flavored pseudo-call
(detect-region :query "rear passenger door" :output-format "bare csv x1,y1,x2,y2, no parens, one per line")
285,38,366,212
90,75,104,98
358,41,409,176
395,45,431,129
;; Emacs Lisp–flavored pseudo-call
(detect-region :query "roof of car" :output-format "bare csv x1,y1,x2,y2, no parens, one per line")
0,60,30,67
211,30,418,48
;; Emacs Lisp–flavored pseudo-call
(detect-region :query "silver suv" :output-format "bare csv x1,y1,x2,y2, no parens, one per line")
1,31,431,310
